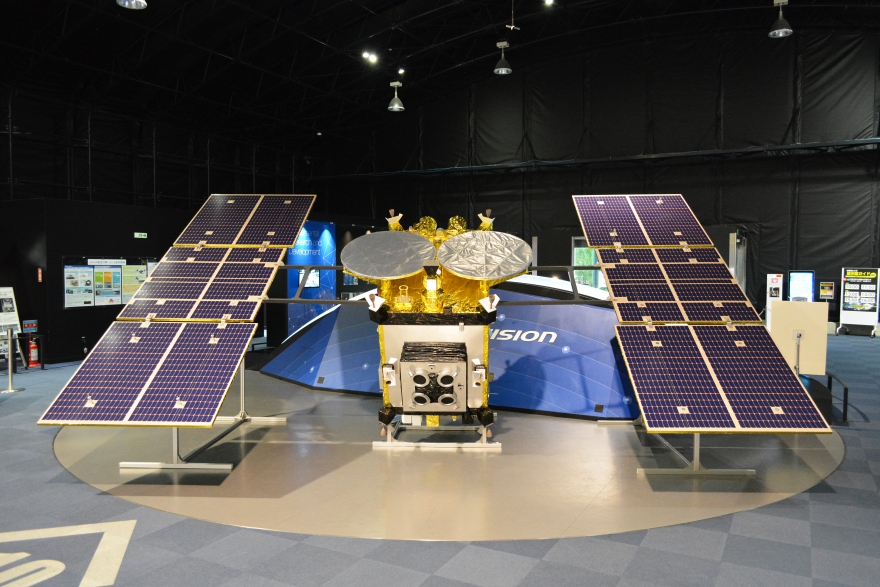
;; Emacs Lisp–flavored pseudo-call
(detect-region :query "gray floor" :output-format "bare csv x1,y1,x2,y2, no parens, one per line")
0,335,877,587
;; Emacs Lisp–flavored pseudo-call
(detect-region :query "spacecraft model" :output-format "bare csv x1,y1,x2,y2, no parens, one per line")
340,211,532,443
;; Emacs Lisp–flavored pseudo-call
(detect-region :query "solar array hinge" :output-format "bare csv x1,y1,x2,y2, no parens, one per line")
217,318,229,330
615,245,624,253
195,241,207,251
259,241,271,252
726,322,737,331
140,316,152,328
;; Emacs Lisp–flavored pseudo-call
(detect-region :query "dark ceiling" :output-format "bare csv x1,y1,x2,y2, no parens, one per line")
3,0,880,152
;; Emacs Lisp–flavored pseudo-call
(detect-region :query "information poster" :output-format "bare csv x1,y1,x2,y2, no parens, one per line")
0,287,22,359
842,268,878,313
122,265,148,303
64,266,95,307
93,266,123,306
819,282,835,300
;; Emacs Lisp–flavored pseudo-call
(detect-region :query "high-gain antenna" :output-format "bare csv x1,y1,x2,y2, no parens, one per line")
506,0,520,31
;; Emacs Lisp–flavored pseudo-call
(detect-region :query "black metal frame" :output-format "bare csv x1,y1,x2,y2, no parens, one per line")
265,264,607,307
826,371,850,423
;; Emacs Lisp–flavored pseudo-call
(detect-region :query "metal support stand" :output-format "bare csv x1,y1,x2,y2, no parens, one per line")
120,360,286,470
373,415,501,451
1,329,23,394
637,433,756,476
795,332,802,375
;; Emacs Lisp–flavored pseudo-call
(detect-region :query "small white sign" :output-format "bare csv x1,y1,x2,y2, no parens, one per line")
88,259,126,266
134,232,148,239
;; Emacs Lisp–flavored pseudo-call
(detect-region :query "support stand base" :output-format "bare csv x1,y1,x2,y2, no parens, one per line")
119,462,233,471
373,419,501,451
638,432,756,477
0,388,24,394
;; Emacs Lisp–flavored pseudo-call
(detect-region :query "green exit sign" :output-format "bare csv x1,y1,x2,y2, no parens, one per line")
134,232,148,239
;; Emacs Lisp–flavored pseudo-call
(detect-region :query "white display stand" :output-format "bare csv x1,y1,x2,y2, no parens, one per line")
838,267,879,337
765,273,784,329
767,301,828,375
0,287,22,364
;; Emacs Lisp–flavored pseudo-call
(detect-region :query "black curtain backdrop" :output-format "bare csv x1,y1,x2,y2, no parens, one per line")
310,32,880,311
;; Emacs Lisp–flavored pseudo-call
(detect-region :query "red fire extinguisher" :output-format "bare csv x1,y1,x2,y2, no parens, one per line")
28,336,39,368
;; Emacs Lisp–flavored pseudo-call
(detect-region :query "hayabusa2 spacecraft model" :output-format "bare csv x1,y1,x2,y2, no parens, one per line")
340,211,532,443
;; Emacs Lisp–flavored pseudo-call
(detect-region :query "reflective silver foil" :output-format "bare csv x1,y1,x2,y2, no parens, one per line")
438,231,532,281
341,231,436,280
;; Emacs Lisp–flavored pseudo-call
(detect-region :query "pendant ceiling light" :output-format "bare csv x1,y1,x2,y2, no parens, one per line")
494,42,512,75
116,0,147,9
768,1,792,38
388,82,404,112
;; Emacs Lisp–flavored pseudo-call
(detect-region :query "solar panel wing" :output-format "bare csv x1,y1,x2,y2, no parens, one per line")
225,248,286,263
604,264,666,282
149,262,220,279
628,195,713,247
662,263,735,282
118,300,196,321
607,282,676,302
692,326,830,432
681,302,761,323
127,323,257,425
573,196,649,247
133,279,208,301
38,322,183,425
615,325,736,431
655,248,723,263
673,283,748,302
615,302,686,324
234,195,315,246
162,247,230,262
174,195,261,246
190,301,261,321
597,249,658,264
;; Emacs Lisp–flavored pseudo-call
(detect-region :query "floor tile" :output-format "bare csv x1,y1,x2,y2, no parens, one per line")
620,547,720,587
118,556,240,587
714,562,811,587
516,560,618,587
640,525,728,560
302,535,381,557
729,511,811,546
320,558,428,587
434,545,539,587
544,537,638,576
474,539,557,559
366,540,467,574
191,528,298,570
137,517,239,555
811,548,880,587
257,543,358,587
720,534,811,577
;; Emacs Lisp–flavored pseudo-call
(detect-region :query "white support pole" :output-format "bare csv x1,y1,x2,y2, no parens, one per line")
1,329,23,394
638,433,756,476
120,427,233,471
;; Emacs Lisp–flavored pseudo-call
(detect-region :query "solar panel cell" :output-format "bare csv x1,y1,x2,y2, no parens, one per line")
655,248,723,263
605,264,666,282
615,326,736,430
203,280,269,300
149,262,220,279
133,279,208,301
681,302,761,323
693,326,828,430
224,248,286,263
162,247,230,262
607,282,676,302
629,195,713,246
597,249,658,264
128,323,256,424
573,196,648,247
662,263,734,282
39,323,183,424
175,195,261,245
214,263,277,281
616,302,686,323
235,195,314,246
190,301,260,321
118,300,196,320
673,283,747,301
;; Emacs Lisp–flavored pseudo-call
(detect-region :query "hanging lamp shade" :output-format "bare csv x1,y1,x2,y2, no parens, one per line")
494,41,512,75
769,7,792,38
116,0,148,9
388,82,404,112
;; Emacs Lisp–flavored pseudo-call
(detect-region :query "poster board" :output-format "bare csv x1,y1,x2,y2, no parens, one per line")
840,267,879,327
767,301,828,375
0,287,22,360
63,256,157,309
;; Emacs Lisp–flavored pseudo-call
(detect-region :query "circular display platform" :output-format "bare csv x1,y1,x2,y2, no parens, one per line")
438,231,532,281
341,231,436,280
54,372,844,541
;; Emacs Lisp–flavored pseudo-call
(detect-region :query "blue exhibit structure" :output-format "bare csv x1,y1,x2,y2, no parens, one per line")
261,285,638,420
287,221,337,336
